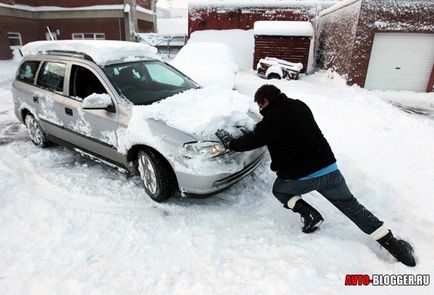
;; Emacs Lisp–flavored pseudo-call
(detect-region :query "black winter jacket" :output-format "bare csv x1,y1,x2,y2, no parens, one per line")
229,93,336,180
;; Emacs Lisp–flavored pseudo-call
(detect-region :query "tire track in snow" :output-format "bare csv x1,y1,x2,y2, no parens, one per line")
0,143,171,218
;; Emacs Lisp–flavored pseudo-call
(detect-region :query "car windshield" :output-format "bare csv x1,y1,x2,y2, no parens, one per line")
105,60,198,105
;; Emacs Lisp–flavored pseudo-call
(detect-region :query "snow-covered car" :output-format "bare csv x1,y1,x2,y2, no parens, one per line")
257,57,303,80
13,40,265,202
171,42,239,89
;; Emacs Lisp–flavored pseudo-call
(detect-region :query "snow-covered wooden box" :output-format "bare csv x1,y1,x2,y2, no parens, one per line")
253,21,313,73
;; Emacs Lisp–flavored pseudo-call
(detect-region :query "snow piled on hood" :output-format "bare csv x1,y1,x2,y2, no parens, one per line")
117,86,259,175
127,86,256,139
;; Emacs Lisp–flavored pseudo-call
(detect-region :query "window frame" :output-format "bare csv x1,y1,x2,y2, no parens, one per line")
67,62,117,112
7,32,22,49
16,60,41,85
72,33,106,40
35,61,67,95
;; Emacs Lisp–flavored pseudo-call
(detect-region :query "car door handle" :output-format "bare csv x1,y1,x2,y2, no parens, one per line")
65,107,73,116
33,95,39,103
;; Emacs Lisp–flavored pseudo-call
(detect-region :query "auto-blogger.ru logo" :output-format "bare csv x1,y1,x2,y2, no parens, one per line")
345,274,430,286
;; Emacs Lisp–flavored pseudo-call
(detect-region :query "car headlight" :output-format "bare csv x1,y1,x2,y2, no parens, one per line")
183,141,227,158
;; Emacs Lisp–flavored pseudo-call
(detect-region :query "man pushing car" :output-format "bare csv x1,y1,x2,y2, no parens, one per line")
216,84,416,267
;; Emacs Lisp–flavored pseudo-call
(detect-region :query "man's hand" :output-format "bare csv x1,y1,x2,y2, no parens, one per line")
215,129,234,149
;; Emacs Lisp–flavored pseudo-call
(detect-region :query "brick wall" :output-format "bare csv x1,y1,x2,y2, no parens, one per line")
0,16,125,59
36,18,125,40
136,0,152,10
318,0,434,87
317,0,361,81
350,0,434,87
137,19,153,33
0,15,38,59
0,0,124,7
189,7,318,35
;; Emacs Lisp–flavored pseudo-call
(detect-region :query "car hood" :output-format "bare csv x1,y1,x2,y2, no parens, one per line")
118,87,259,150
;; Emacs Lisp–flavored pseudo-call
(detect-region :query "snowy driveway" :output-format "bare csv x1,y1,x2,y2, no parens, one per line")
1,60,434,294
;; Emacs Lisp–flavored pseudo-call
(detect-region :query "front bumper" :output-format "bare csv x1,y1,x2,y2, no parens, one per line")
175,149,266,195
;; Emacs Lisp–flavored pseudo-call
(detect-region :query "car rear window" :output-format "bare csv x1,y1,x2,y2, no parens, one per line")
17,60,40,84
36,61,66,93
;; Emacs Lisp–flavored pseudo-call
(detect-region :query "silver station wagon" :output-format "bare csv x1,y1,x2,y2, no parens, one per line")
12,40,265,202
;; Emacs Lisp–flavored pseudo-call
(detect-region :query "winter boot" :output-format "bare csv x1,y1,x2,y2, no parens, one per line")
378,231,416,267
291,198,324,233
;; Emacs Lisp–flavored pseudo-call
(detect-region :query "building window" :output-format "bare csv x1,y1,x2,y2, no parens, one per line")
8,32,22,49
72,33,105,40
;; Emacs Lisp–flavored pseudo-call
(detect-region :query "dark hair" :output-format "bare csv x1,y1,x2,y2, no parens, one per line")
254,84,281,104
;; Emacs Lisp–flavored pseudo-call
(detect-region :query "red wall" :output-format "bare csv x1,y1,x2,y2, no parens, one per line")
189,7,317,35
0,16,38,59
0,0,123,7
0,16,125,59
137,19,154,33
136,0,152,10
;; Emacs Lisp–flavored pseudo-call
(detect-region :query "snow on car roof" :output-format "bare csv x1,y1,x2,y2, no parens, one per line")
254,21,314,37
20,40,159,66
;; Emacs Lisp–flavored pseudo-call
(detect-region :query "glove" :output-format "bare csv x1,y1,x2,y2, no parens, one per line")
215,129,233,149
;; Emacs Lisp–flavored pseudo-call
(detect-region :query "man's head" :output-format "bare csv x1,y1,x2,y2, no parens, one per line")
254,84,281,110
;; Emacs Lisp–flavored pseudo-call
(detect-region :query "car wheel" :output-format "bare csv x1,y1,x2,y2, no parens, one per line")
268,73,281,80
137,149,176,202
25,114,49,147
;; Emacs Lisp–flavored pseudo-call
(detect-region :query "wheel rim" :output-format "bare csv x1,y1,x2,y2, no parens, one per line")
26,116,43,145
138,153,157,195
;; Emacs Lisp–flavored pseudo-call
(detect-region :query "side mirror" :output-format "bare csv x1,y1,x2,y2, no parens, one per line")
81,93,115,113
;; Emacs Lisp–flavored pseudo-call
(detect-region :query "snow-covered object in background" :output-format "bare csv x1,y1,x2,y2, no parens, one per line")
254,21,314,37
172,42,239,89
81,93,113,109
20,40,159,66
188,29,254,71
257,57,303,80
137,33,171,46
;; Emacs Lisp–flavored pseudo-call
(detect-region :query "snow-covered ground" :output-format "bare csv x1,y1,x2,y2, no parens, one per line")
1,57,433,294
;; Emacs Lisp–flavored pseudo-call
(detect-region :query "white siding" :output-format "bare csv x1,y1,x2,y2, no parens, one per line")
365,33,434,92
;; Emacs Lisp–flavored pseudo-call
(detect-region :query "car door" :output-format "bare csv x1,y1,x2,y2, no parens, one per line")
34,60,71,140
61,62,123,164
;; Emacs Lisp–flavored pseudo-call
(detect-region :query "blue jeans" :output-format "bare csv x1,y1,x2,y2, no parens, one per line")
272,169,383,234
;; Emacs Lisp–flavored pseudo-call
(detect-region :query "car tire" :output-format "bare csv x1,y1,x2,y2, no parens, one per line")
25,114,50,148
268,73,281,80
137,149,176,202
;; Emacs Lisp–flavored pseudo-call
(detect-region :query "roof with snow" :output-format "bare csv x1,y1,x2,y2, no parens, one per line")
188,0,339,9
20,40,158,66
254,21,314,37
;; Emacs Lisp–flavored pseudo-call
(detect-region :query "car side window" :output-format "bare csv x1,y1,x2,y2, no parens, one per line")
17,60,40,84
36,62,66,93
69,65,108,100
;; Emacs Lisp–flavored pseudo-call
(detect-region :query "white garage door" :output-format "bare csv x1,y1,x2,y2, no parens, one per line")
365,33,434,92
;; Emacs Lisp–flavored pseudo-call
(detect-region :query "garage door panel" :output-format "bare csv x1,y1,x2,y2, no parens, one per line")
365,33,434,92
